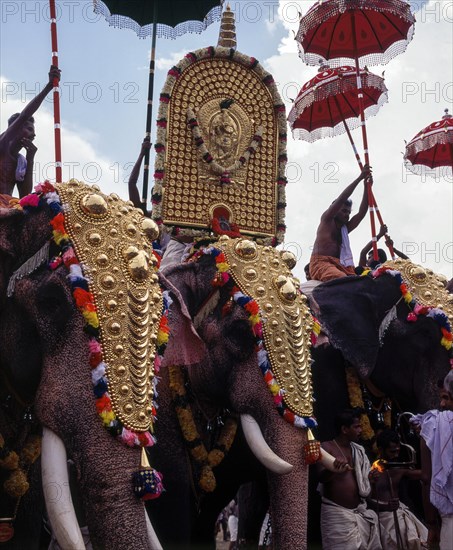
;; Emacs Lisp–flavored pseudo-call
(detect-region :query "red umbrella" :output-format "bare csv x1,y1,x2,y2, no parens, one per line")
296,0,415,259
288,64,388,143
404,110,453,179
296,0,415,68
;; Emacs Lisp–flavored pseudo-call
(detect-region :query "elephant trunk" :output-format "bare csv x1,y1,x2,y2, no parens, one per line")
35,327,160,550
266,422,309,549
70,429,155,549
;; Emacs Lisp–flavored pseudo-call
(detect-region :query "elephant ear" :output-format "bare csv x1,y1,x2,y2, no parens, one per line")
0,208,24,255
313,275,402,379
0,208,26,297
159,262,212,367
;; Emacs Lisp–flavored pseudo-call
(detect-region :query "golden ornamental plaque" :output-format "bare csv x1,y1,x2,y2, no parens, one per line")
152,10,287,246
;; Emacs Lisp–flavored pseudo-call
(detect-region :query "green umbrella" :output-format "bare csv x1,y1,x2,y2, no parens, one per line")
93,0,224,208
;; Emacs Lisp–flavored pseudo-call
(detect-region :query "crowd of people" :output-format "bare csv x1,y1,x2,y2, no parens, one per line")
318,371,453,550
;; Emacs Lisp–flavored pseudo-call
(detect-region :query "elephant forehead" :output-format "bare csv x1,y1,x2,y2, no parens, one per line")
220,237,314,417
56,180,162,433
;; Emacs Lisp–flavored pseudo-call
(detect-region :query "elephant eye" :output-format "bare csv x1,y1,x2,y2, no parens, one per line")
36,281,73,321
224,319,255,360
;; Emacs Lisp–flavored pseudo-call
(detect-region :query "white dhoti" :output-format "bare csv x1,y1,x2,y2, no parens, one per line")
378,502,428,549
440,514,453,550
321,497,382,550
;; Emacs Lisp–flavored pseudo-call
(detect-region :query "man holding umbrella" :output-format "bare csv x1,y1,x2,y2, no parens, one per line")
0,65,60,200
309,164,371,282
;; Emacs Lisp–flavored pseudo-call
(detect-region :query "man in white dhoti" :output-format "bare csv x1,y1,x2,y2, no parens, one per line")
368,429,428,549
417,371,453,550
317,409,381,550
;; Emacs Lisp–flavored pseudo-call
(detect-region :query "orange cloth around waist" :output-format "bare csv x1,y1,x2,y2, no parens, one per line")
309,254,356,282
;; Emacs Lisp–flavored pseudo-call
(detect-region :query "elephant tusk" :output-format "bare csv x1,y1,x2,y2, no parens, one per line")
41,427,86,550
240,414,293,474
145,510,163,550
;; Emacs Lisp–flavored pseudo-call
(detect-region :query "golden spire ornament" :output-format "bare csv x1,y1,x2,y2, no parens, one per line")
217,4,237,49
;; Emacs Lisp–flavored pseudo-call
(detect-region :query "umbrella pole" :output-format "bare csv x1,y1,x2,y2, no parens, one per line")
49,0,62,183
336,99,396,260
141,2,158,209
351,12,379,261
333,96,363,170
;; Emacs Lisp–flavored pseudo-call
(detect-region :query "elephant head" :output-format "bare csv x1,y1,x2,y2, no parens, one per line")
311,267,452,424
147,238,333,549
0,181,164,549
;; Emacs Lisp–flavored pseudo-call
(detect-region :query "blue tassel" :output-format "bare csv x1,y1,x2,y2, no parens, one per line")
133,449,164,501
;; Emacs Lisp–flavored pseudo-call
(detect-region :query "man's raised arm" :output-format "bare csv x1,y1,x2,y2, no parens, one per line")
347,166,372,231
0,66,60,147
321,165,370,221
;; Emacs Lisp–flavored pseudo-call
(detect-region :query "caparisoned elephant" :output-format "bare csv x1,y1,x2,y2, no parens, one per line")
311,270,452,440
0,181,167,549
146,243,322,549
0,181,336,550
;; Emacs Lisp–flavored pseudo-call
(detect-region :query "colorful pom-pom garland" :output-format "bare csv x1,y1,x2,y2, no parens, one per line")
372,265,452,352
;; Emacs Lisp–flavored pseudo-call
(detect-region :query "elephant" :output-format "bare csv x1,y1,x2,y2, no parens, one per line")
0,181,338,550
145,240,338,549
310,271,452,441
0,183,167,550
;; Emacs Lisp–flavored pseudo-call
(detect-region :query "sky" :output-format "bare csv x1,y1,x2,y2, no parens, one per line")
0,0,452,281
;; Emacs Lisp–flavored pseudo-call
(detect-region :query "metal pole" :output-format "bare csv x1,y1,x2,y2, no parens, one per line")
49,0,62,183
141,1,158,209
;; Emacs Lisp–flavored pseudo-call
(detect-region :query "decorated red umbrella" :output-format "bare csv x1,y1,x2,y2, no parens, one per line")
296,0,415,259
296,0,415,68
404,109,453,179
93,0,224,208
288,64,388,144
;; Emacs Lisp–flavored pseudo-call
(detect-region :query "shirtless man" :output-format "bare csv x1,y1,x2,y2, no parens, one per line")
317,409,381,549
368,430,428,549
0,65,60,198
358,224,409,270
310,165,371,282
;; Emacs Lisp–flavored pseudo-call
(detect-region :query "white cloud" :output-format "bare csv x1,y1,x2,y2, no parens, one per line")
0,75,126,199
155,50,190,71
265,0,453,281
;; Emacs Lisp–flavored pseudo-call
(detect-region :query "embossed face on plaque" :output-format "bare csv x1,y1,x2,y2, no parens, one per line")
196,99,253,186
160,56,279,237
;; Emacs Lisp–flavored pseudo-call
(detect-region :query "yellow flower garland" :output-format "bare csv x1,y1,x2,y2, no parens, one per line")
168,365,237,492
345,367,375,441
0,432,41,499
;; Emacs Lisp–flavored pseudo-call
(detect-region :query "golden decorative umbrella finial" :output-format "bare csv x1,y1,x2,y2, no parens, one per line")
218,3,237,49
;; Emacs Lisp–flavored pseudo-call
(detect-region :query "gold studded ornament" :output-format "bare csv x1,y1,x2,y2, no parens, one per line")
383,259,453,323
57,181,162,433
218,237,314,417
